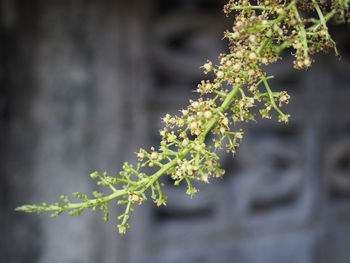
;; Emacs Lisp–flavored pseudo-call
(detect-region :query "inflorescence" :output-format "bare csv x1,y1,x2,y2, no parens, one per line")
16,0,350,234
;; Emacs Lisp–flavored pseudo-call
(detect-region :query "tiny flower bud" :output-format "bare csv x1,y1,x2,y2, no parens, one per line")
233,64,241,71
203,63,211,71
160,130,166,136
177,118,185,126
194,144,203,152
216,71,225,79
137,152,145,159
297,60,303,68
304,58,311,67
192,101,200,109
294,42,302,49
261,57,268,64
275,7,284,14
231,32,239,39
222,117,229,126
213,83,221,89
235,51,243,58
182,138,189,147
204,111,212,119
167,133,177,142
205,83,212,90
236,21,243,28
150,152,158,160
225,60,232,67
249,52,257,60
249,35,257,43
190,122,198,130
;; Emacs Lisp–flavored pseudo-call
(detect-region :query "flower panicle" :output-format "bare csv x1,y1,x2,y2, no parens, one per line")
16,0,350,234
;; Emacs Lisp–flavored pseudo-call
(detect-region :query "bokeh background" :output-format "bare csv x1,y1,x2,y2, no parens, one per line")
1,0,350,262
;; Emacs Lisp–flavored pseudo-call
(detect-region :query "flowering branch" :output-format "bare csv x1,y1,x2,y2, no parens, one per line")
17,0,350,234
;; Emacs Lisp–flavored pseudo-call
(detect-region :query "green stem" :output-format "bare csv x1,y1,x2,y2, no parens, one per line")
100,176,118,193
262,77,284,116
276,7,340,54
308,9,339,31
22,86,241,214
121,201,131,226
312,0,327,29
292,4,308,57
230,5,268,11
143,85,240,192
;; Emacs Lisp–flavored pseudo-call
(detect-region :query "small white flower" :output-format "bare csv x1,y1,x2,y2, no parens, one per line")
216,71,225,79
192,101,200,109
205,83,212,90
182,138,190,147
222,117,229,126
304,58,311,67
249,52,257,60
204,111,212,119
233,63,241,71
235,51,243,58
190,121,198,130
203,63,211,71
249,35,256,43
150,152,158,161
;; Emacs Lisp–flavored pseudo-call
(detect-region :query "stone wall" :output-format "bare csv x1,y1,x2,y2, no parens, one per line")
1,0,350,263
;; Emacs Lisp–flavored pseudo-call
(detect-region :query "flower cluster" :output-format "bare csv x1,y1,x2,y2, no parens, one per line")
17,0,350,234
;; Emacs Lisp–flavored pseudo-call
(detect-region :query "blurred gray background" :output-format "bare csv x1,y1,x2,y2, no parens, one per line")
1,0,350,262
